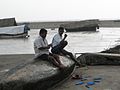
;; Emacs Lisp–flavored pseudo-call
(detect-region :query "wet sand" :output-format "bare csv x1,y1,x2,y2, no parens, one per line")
51,66,120,90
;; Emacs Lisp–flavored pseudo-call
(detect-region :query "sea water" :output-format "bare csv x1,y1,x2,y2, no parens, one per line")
0,27,120,56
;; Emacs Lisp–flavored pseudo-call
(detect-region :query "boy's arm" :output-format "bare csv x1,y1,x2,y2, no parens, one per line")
61,34,67,42
38,46,50,50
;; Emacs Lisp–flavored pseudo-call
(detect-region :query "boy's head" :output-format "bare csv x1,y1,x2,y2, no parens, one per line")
39,28,47,38
58,27,64,35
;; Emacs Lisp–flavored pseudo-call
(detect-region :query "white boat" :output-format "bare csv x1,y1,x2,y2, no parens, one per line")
0,18,30,38
0,25,30,38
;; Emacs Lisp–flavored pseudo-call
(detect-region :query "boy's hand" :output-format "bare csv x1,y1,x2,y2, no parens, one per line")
64,34,67,38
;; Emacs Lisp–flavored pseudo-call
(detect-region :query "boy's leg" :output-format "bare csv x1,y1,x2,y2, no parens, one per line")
49,53,65,68
51,54,62,65
48,55,60,67
61,50,81,66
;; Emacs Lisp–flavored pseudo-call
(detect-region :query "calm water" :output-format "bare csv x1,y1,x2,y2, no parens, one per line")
0,27,120,55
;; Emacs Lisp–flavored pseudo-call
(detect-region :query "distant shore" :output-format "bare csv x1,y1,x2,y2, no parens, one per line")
19,20,120,29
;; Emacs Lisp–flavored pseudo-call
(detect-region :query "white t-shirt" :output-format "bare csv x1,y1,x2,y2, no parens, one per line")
34,36,49,56
52,33,62,47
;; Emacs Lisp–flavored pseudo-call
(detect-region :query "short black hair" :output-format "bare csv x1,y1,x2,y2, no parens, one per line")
59,27,64,30
39,28,47,34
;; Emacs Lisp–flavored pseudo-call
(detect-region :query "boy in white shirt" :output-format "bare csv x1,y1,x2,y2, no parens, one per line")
51,27,81,66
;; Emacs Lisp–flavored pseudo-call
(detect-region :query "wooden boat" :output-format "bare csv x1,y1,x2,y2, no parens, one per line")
0,18,30,38
60,19,100,32
0,55,75,90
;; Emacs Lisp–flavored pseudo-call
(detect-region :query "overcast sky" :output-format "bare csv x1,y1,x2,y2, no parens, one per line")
0,0,120,22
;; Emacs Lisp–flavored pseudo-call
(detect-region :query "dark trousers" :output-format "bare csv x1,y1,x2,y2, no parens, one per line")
51,41,68,54
51,41,75,60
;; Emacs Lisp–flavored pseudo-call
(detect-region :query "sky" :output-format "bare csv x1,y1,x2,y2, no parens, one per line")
0,0,120,22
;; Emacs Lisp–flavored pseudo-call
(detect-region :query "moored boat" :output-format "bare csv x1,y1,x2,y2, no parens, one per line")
60,19,100,32
0,55,75,90
0,25,30,38
65,24,99,32
0,18,30,38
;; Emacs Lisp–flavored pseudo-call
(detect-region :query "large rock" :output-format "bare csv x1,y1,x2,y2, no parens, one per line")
77,45,120,65
0,56,75,90
77,53,120,65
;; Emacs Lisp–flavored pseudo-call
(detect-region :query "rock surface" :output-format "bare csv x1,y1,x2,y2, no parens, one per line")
0,56,75,90
77,45,120,65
